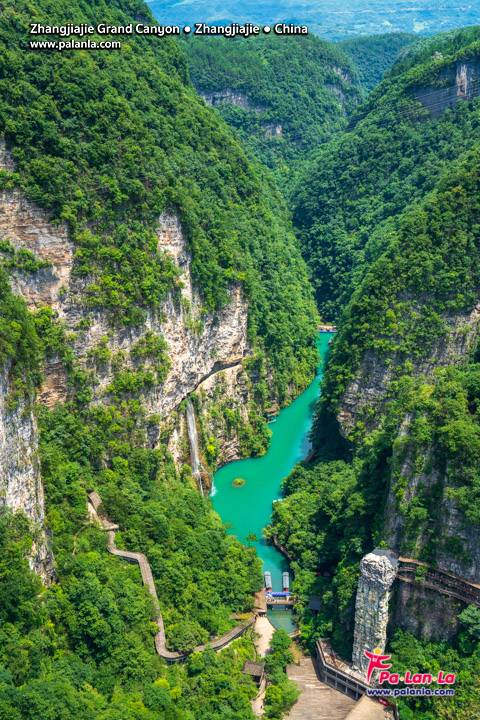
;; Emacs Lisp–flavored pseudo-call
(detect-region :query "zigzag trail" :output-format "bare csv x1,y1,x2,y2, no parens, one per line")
87,491,254,662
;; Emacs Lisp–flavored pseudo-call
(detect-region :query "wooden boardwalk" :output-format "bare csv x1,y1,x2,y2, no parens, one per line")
88,492,254,662
397,556,480,607
286,658,356,720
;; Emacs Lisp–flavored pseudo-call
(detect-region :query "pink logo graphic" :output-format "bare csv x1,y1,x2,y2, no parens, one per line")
363,647,456,686
364,648,392,683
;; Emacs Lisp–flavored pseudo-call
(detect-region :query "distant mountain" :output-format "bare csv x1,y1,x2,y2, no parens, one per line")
148,0,480,41
181,34,362,191
338,32,416,93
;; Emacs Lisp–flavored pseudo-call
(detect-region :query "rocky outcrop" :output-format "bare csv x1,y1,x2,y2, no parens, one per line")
0,141,250,425
333,66,351,84
0,365,42,523
151,214,249,420
0,139,258,577
0,187,74,310
352,550,398,676
326,83,347,108
0,364,53,582
413,56,480,119
0,165,250,429
59,213,249,431
199,89,264,113
338,300,480,437
263,123,283,138
196,364,251,467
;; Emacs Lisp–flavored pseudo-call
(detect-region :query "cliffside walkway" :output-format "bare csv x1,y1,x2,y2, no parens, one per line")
397,557,480,608
87,491,254,662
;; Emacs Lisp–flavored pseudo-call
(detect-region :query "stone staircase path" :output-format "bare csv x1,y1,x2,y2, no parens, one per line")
286,658,356,720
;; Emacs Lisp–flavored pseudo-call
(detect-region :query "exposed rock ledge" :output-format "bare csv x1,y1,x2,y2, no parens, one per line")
0,140,255,574
0,364,54,582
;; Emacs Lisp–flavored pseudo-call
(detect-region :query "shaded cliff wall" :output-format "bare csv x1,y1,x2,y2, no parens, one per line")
195,364,251,467
336,293,480,636
0,363,53,581
391,578,463,643
200,89,264,112
413,56,480,119
384,431,480,585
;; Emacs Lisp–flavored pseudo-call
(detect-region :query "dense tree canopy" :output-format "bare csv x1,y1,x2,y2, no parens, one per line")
338,32,416,93
293,28,480,320
181,34,362,192
268,28,480,719
0,0,318,400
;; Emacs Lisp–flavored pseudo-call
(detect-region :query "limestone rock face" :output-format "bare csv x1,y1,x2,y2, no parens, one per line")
0,140,256,579
0,366,42,523
338,303,480,438
352,550,397,677
413,57,480,119
0,364,53,582
56,212,250,425
0,188,74,310
197,364,251,467
0,165,250,423
199,89,263,112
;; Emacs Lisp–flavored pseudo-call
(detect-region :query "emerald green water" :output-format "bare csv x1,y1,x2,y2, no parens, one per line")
211,333,332,629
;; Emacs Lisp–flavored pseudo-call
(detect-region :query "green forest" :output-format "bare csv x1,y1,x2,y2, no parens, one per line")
0,0,318,400
338,32,416,93
0,0,318,717
293,26,480,320
267,24,480,720
2,0,480,718
181,34,362,191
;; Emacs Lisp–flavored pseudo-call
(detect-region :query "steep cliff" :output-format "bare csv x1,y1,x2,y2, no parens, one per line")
0,168,286,483
0,362,53,580
0,0,318,716
0,0,318,532
293,30,480,590
268,31,480,698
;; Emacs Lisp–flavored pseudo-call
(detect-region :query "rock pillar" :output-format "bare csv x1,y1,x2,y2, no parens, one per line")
352,549,398,677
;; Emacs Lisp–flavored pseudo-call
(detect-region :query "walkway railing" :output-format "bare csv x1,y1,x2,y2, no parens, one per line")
315,639,369,701
88,491,254,662
397,557,480,608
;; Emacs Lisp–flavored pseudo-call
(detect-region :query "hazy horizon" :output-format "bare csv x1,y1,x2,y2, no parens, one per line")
148,0,480,41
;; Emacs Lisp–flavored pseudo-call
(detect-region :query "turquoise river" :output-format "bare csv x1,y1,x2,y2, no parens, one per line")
211,332,332,633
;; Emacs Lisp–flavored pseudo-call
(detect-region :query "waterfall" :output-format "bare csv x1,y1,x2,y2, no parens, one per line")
186,398,204,496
